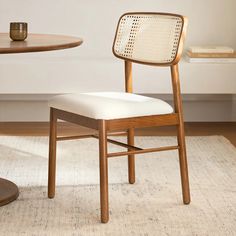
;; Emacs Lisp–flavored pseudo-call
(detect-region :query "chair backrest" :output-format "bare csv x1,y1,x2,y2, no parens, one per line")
113,12,187,66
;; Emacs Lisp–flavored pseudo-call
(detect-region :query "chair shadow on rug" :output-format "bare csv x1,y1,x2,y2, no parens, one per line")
47,12,191,223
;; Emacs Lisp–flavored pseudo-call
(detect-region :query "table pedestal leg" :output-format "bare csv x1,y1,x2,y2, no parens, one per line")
0,178,19,206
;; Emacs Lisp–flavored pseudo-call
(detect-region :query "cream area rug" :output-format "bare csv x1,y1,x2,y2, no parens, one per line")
0,136,236,236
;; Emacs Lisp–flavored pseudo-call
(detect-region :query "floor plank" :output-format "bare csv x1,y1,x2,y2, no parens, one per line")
0,122,236,146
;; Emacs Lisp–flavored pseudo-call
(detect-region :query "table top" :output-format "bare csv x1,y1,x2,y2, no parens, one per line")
0,33,83,54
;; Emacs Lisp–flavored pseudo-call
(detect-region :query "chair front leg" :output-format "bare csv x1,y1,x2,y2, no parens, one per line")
48,108,57,198
127,128,135,184
99,120,109,223
177,121,190,204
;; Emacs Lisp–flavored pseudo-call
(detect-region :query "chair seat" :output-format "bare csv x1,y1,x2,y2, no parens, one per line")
48,92,173,120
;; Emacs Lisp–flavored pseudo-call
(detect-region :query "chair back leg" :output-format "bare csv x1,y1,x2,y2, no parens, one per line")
171,64,191,204
177,122,191,204
124,61,136,184
99,120,109,223
127,128,135,184
48,108,57,198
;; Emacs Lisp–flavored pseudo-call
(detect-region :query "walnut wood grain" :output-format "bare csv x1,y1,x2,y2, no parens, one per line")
54,108,98,130
0,32,83,207
48,108,57,198
98,120,109,223
107,145,180,158
125,60,135,184
106,113,179,131
1,122,235,147
0,33,83,54
0,178,19,206
46,13,190,223
171,64,190,204
112,12,187,66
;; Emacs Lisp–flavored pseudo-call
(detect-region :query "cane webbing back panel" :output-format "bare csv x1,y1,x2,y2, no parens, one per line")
113,13,184,65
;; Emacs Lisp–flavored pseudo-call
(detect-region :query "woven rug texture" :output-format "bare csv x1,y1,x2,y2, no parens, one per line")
0,136,236,236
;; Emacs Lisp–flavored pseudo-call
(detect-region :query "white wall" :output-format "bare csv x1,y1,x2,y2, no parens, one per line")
1,0,236,57
0,0,236,121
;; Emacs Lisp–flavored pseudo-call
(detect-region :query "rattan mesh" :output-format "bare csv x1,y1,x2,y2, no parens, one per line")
113,13,183,64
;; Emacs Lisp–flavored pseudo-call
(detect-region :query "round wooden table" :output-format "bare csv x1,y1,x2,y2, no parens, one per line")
0,33,83,206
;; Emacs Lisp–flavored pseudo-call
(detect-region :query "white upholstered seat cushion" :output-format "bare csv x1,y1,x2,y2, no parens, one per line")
48,92,173,120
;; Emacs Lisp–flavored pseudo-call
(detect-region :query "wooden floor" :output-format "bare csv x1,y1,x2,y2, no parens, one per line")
0,122,236,147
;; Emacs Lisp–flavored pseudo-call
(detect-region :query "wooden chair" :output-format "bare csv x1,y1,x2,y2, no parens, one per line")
48,12,190,223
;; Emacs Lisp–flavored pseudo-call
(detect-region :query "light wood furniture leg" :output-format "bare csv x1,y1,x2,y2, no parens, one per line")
48,108,57,198
46,13,190,223
125,61,135,184
127,128,135,184
99,120,109,223
171,64,190,204
177,121,190,204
